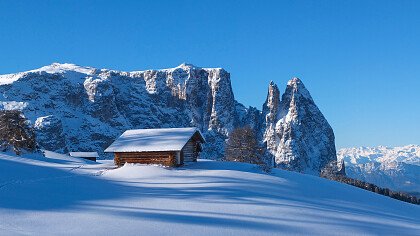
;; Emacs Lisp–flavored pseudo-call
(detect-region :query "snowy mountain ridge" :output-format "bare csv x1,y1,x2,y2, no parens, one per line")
0,62,337,175
0,63,96,85
338,145,420,166
338,145,420,195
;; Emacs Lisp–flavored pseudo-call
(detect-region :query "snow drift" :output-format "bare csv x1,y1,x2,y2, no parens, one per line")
0,152,418,235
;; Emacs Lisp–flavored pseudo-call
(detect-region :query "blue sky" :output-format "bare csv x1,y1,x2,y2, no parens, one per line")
0,0,419,148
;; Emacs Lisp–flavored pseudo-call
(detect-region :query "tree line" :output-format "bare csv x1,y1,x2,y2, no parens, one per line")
321,171,419,205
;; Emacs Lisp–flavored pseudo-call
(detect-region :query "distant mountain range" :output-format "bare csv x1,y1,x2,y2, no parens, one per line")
0,63,337,175
338,145,420,196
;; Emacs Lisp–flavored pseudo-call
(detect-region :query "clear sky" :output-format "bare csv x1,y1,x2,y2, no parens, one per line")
0,0,419,148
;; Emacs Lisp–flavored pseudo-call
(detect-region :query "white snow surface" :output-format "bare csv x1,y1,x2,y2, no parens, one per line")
0,63,96,85
0,101,28,111
31,63,96,75
69,152,99,158
104,127,203,152
0,152,419,235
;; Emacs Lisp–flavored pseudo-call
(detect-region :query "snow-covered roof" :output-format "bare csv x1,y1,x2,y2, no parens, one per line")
69,152,99,158
104,127,205,153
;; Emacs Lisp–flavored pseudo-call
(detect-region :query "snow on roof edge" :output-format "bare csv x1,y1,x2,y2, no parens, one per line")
69,152,99,158
104,127,205,153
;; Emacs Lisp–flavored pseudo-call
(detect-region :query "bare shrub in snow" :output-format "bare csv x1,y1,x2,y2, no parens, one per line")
224,126,270,171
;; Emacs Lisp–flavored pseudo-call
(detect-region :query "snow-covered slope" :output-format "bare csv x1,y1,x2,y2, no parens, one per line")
338,145,420,195
0,63,337,174
0,153,418,235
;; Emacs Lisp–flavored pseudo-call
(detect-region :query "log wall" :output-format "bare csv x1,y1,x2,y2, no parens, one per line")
113,131,204,167
182,139,197,162
114,152,176,167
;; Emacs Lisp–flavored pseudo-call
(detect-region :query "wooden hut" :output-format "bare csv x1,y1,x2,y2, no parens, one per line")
104,127,205,167
69,152,99,162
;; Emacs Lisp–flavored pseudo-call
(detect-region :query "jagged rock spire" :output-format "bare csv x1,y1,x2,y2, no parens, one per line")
275,78,337,174
262,81,281,156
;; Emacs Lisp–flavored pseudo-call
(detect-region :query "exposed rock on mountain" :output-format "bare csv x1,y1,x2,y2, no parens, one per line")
34,115,67,152
262,78,337,174
262,81,281,158
0,63,337,174
0,63,239,159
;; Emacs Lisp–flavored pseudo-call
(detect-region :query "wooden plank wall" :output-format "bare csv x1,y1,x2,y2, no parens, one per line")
114,152,176,167
113,131,204,167
182,139,197,162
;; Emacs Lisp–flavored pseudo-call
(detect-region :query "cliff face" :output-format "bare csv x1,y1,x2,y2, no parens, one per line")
263,78,337,174
262,81,281,158
0,63,240,159
0,63,337,174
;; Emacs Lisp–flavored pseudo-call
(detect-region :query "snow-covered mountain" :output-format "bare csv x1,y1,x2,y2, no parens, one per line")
0,63,337,174
263,78,336,174
338,145,420,195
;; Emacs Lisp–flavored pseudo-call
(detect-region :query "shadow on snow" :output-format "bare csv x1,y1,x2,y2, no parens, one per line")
0,156,418,234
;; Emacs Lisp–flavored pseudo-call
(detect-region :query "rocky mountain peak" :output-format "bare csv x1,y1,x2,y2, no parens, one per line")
264,81,280,112
263,81,281,156
33,62,96,75
274,78,337,174
0,63,337,176
178,63,197,69
283,77,313,102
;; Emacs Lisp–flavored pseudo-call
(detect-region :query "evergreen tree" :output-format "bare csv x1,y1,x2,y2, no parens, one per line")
0,110,36,155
